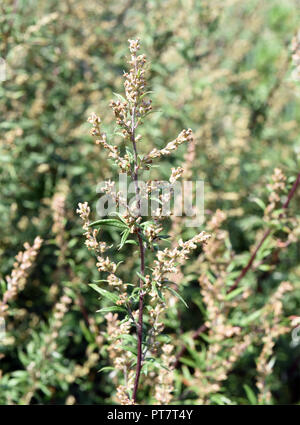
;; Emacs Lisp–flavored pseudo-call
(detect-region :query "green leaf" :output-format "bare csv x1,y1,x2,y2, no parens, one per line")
240,309,262,326
136,271,148,283
89,284,119,303
140,220,155,227
109,212,129,225
92,279,108,283
179,357,197,368
143,357,169,371
118,228,130,250
98,366,115,373
139,91,154,100
124,239,138,246
225,286,245,301
89,219,129,229
79,320,94,343
243,384,257,405
11,370,28,379
252,197,266,211
113,92,127,103
118,334,137,344
258,264,272,272
198,332,214,343
0,279,6,293
39,384,52,397
119,345,138,355
210,395,232,405
115,261,124,270
165,286,188,308
125,147,134,163
152,283,165,302
97,306,127,313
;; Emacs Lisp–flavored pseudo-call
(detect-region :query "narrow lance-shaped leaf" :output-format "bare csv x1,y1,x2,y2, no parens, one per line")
89,218,129,229
165,285,188,308
89,284,119,303
97,306,127,314
118,228,130,250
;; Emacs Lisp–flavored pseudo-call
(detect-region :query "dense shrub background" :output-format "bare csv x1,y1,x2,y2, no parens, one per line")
0,0,299,404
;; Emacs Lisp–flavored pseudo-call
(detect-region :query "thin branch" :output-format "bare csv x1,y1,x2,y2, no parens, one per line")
228,228,271,293
230,170,300,292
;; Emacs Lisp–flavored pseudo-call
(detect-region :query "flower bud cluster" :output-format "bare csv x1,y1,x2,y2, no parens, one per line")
0,236,43,318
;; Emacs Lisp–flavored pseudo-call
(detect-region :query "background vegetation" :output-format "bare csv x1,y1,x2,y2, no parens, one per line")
0,0,299,404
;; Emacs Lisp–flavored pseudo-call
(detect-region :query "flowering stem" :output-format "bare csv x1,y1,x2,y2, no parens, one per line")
229,170,300,292
131,105,146,404
132,231,145,403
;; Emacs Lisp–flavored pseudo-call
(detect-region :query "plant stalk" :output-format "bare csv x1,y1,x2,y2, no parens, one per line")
130,106,146,404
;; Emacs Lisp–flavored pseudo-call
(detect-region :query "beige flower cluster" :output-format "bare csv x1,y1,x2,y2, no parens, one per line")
105,312,136,404
153,344,176,404
51,183,69,265
144,129,193,163
256,281,293,403
153,232,211,284
87,112,130,172
264,168,287,221
291,30,300,81
45,290,73,352
0,236,43,318
76,202,109,253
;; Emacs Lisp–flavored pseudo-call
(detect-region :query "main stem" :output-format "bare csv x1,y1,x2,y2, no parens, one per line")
131,106,146,404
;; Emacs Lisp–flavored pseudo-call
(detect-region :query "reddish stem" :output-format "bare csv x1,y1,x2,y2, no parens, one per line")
132,232,145,403
130,105,146,404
